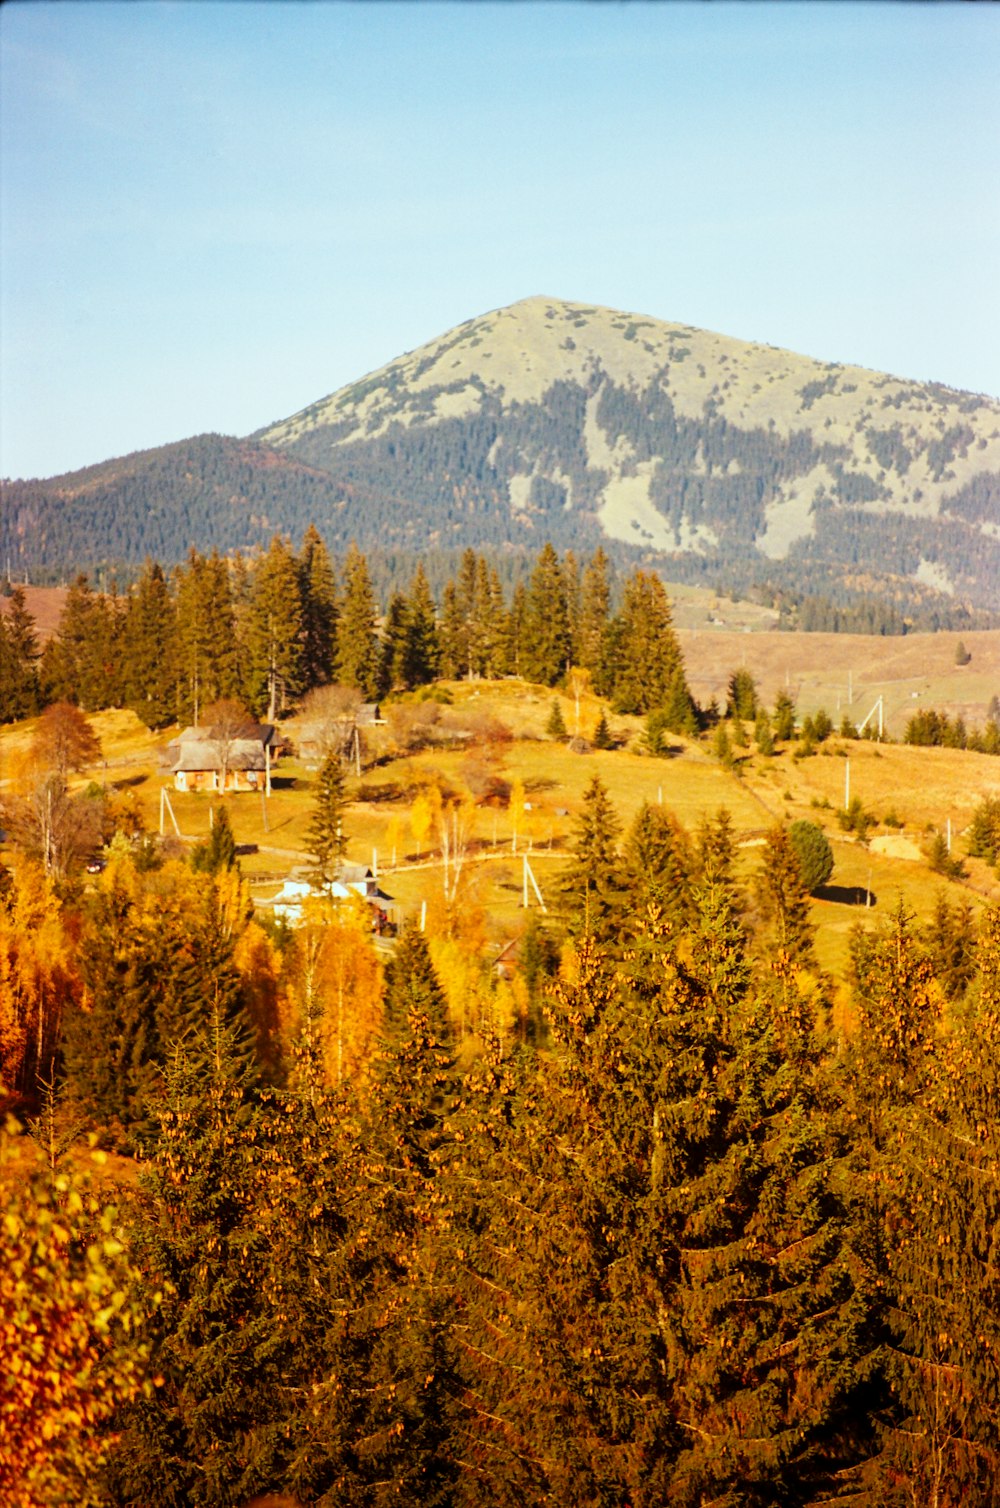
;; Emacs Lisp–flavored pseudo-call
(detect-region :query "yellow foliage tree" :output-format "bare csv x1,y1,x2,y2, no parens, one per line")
0,861,80,1104
0,1121,154,1508
293,898,384,1085
233,919,288,1081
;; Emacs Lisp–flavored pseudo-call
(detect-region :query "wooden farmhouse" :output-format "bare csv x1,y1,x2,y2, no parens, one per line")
168,722,283,794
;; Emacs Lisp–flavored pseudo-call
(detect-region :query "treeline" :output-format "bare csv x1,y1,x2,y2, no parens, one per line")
0,533,696,733
905,705,1000,755
4,784,1000,1505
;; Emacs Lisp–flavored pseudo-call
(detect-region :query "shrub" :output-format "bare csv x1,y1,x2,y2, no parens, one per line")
788,820,834,892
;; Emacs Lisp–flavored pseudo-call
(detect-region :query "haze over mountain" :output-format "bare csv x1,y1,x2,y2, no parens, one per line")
4,297,998,608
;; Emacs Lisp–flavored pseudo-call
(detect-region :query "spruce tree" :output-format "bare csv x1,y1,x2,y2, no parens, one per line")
607,570,689,716
560,774,626,942
0,586,40,721
246,535,304,721
402,563,440,688
521,543,568,686
122,561,178,729
307,751,348,894
578,546,611,683
335,543,379,698
298,523,338,691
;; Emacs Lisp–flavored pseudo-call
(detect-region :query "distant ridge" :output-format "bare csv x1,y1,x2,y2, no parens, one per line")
3,297,998,607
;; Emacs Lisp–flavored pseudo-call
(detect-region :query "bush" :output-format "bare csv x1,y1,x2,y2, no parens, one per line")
788,820,834,892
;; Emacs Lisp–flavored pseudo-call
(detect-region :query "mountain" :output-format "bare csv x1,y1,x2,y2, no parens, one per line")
4,297,999,608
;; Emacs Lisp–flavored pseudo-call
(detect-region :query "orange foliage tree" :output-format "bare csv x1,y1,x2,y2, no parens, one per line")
291,898,384,1085
0,861,81,1107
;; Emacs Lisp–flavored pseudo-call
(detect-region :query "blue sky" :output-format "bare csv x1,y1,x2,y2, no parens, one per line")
2,1,998,480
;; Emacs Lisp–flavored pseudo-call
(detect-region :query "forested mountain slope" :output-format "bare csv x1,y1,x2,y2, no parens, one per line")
3,297,998,606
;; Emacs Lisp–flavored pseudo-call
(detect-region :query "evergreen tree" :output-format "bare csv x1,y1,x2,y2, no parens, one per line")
298,523,338,692
592,707,613,749
577,546,611,681
122,561,178,729
246,535,304,720
0,586,40,721
560,774,626,941
726,666,759,721
402,563,440,688
174,550,239,724
335,543,379,698
545,698,567,739
190,805,237,876
360,928,460,1504
307,751,348,894
607,570,689,716
755,823,816,964
106,1015,272,1508
521,542,568,686
376,590,410,695
773,689,797,742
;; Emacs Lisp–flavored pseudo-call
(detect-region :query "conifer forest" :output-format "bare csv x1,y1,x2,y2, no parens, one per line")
2,528,1000,1507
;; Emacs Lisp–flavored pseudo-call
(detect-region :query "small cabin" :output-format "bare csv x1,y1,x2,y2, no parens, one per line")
168,723,282,793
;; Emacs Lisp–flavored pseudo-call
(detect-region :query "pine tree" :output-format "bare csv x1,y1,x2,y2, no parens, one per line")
578,546,611,682
756,824,816,964
307,751,347,893
402,563,440,688
359,928,460,1505
560,774,626,941
335,543,379,698
298,523,338,691
122,561,178,729
246,535,304,721
521,542,568,686
174,550,239,724
0,586,40,721
607,570,689,716
773,689,797,742
545,698,567,739
376,590,409,695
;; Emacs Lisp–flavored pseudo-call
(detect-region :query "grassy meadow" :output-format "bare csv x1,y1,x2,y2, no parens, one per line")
4,633,998,998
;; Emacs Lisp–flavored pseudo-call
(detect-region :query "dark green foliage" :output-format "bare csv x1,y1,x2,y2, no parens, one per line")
726,666,758,720
245,535,304,720
968,794,1000,865
545,698,567,739
592,707,613,748
306,752,347,893
607,570,690,716
298,522,338,690
189,806,237,876
559,774,626,941
521,543,569,686
121,561,178,729
335,542,379,697
838,795,875,841
772,689,796,741
0,586,40,722
756,824,816,963
788,818,834,891
926,828,966,880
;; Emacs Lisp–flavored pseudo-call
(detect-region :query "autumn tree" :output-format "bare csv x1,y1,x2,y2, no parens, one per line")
32,701,102,778
0,1121,152,1508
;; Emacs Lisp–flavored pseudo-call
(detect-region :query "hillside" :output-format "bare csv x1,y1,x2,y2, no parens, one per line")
3,297,998,608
